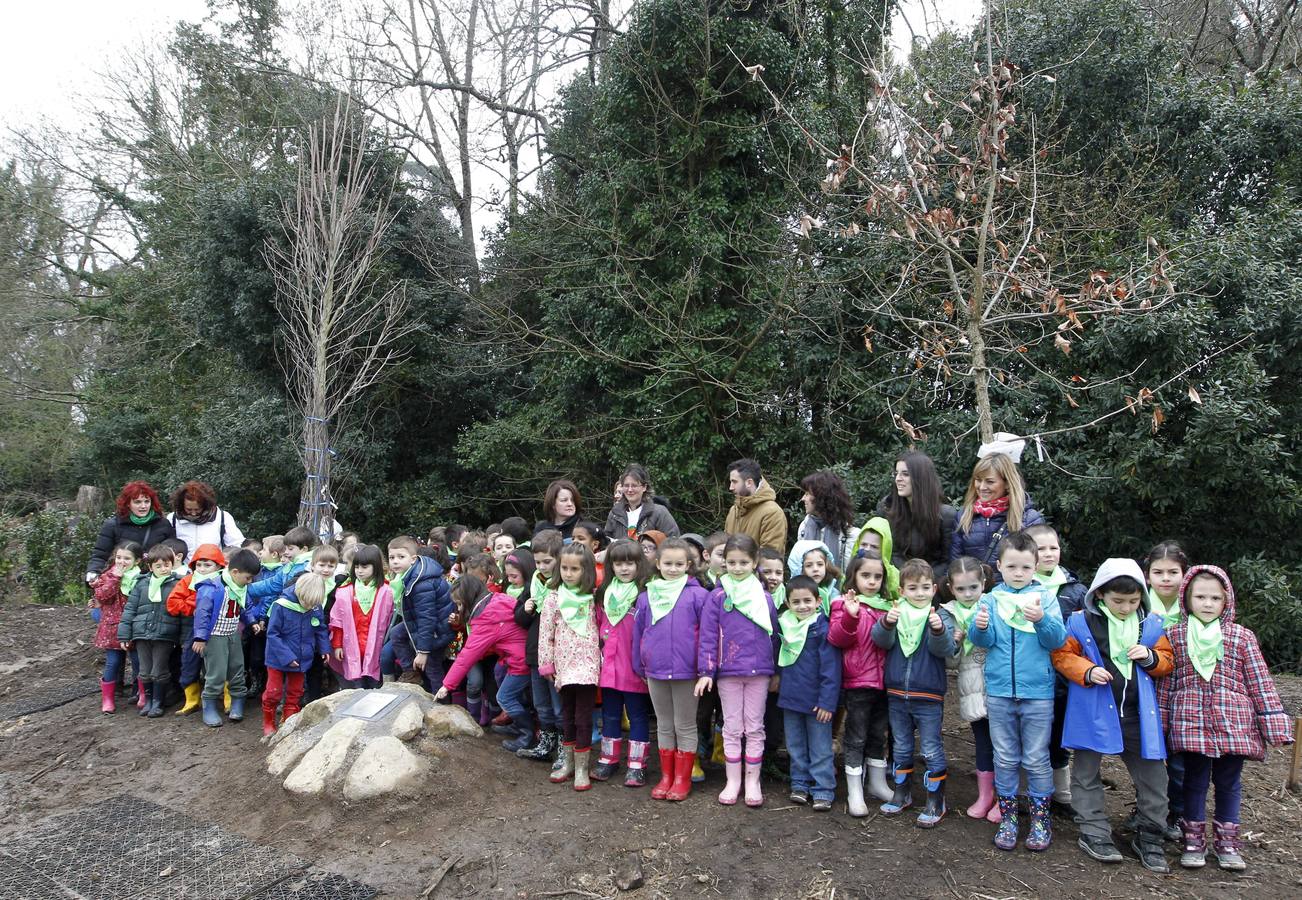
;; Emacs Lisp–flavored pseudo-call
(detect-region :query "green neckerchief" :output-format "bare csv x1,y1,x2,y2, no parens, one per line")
263,561,283,573
1100,605,1140,680
818,584,835,617
221,570,248,609
992,587,1040,634
895,601,931,657
191,569,221,588
147,573,168,604
777,609,819,667
603,579,639,627
389,568,407,609
275,596,323,627
119,566,142,597
556,583,595,637
859,592,894,612
172,565,188,578
719,573,773,635
1034,567,1068,596
769,583,786,610
530,572,549,606
292,551,312,567
1187,616,1224,682
1148,588,1181,628
647,576,687,624
506,583,524,599
128,511,157,526
950,600,979,654
354,579,378,615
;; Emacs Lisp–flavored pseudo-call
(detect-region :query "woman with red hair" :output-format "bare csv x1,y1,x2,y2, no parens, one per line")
166,480,246,561
84,481,177,583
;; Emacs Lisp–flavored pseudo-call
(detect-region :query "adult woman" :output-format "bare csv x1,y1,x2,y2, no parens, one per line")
605,465,680,540
533,479,583,540
874,452,958,575
85,481,176,583
796,471,855,568
167,481,246,561
950,452,1044,565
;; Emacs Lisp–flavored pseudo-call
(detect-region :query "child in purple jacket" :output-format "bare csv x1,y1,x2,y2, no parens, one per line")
631,538,710,802
697,534,780,808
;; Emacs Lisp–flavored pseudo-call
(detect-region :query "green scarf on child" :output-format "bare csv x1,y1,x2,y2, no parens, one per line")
147,573,168,604
119,566,141,597
770,583,786,610
894,601,931,657
506,583,524,599
720,573,772,635
858,593,893,612
992,588,1040,634
354,579,378,615
950,600,979,654
1187,616,1225,682
647,576,687,623
389,568,407,610
1034,567,1068,594
777,609,818,667
292,551,312,567
818,584,835,617
603,579,639,627
530,573,549,606
556,583,595,637
1147,588,1181,629
221,570,248,608
1100,606,1140,680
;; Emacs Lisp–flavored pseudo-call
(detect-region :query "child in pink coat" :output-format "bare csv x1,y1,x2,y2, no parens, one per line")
827,552,894,814
593,540,651,786
538,543,602,791
436,574,531,751
328,544,394,690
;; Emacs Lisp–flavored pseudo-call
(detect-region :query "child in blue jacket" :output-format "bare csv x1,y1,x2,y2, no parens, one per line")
262,572,332,735
243,526,318,620
386,535,455,693
776,576,842,810
969,531,1067,852
192,548,261,728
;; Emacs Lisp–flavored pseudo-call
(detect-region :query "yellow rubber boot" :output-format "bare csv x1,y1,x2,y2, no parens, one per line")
223,684,232,713
711,728,726,765
174,683,202,716
691,756,705,783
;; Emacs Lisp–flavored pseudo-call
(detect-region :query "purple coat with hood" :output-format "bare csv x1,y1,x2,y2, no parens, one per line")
631,577,710,681
698,580,781,679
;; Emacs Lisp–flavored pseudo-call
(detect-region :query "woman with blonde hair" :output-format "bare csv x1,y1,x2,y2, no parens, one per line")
949,452,1044,566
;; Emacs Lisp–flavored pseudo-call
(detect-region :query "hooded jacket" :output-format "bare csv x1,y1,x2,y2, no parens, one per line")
1159,565,1294,760
265,591,331,672
845,517,901,598
1052,558,1172,759
396,555,455,656
968,581,1067,700
949,494,1045,566
826,597,888,691
165,544,227,618
166,507,244,561
597,594,649,694
631,577,710,681
724,480,788,553
116,571,184,643
871,605,957,702
796,515,850,569
328,579,395,682
873,495,959,575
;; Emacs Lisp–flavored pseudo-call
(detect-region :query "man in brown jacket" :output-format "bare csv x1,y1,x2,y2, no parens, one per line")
724,458,788,553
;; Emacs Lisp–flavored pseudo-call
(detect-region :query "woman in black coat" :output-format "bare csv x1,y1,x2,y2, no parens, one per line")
84,481,176,583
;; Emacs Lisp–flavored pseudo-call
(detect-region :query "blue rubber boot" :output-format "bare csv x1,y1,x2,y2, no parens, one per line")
228,696,245,722
202,697,223,728
915,770,947,828
880,765,914,815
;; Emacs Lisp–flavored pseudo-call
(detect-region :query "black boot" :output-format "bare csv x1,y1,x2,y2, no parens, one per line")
146,682,165,718
915,770,946,828
1132,827,1172,874
519,728,558,761
138,681,153,717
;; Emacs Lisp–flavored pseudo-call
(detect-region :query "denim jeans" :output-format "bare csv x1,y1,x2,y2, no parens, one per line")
102,647,139,684
601,688,651,742
496,673,534,734
784,710,836,800
887,697,946,773
530,668,563,730
986,695,1054,797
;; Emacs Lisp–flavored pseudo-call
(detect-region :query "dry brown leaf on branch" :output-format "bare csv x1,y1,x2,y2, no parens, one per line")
892,414,926,442
1188,385,1202,405
1054,333,1072,355
1152,406,1166,433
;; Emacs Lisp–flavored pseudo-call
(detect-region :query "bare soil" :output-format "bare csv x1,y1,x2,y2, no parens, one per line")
2,601,1300,899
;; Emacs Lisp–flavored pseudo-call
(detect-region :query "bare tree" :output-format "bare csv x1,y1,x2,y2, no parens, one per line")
1143,0,1300,79
265,97,412,539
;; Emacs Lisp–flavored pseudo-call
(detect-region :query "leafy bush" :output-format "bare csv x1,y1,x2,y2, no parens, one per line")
1228,555,1302,674
19,508,100,605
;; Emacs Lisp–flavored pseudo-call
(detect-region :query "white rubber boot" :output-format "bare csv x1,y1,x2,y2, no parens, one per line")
845,766,869,817
866,758,894,802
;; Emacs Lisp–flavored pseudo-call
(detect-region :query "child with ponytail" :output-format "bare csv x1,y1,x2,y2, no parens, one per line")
92,541,142,713
593,539,651,785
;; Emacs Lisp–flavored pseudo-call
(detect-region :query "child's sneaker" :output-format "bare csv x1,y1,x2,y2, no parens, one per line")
789,789,809,805
1131,828,1171,874
1077,834,1123,863
811,797,832,812
993,796,1019,850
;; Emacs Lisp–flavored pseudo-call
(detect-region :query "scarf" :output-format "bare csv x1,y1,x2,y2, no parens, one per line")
972,495,1011,519
1100,606,1140,680
389,568,407,609
769,583,786,610
556,583,595,637
263,561,283,574
1147,588,1181,628
530,572,550,605
1187,616,1224,682
818,584,835,617
276,597,323,626
128,510,157,526
221,570,248,609
647,576,687,624
119,566,142,597
506,583,524,599
895,601,931,657
777,609,818,667
950,600,979,654
859,593,894,612
992,587,1040,633
603,579,639,627
147,573,168,604
1035,566,1068,593
354,579,378,615
191,569,220,589
292,551,312,567
719,573,773,635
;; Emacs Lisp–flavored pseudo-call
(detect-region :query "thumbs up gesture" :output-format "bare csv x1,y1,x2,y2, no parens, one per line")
1022,593,1044,624
974,606,990,631
885,602,901,626
927,611,944,633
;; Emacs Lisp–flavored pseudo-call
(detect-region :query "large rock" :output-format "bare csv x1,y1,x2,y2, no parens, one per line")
343,736,430,801
267,685,479,801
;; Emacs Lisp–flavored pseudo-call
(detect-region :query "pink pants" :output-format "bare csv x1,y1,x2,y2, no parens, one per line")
717,675,768,763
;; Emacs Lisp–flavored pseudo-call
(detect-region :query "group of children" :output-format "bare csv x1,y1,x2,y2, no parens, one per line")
88,512,1293,876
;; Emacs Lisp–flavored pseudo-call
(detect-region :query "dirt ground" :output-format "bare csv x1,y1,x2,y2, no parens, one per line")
2,602,1300,900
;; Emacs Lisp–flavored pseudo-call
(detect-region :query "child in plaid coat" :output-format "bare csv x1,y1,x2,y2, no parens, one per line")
1160,565,1293,872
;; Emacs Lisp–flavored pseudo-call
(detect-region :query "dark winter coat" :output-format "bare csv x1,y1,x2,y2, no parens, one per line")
777,615,842,715
398,555,455,656
87,514,176,576
873,497,959,575
871,607,957,703
605,499,680,540
265,596,331,672
116,572,183,643
949,495,1045,565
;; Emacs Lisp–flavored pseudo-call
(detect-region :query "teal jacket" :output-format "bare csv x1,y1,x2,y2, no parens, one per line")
968,582,1067,700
